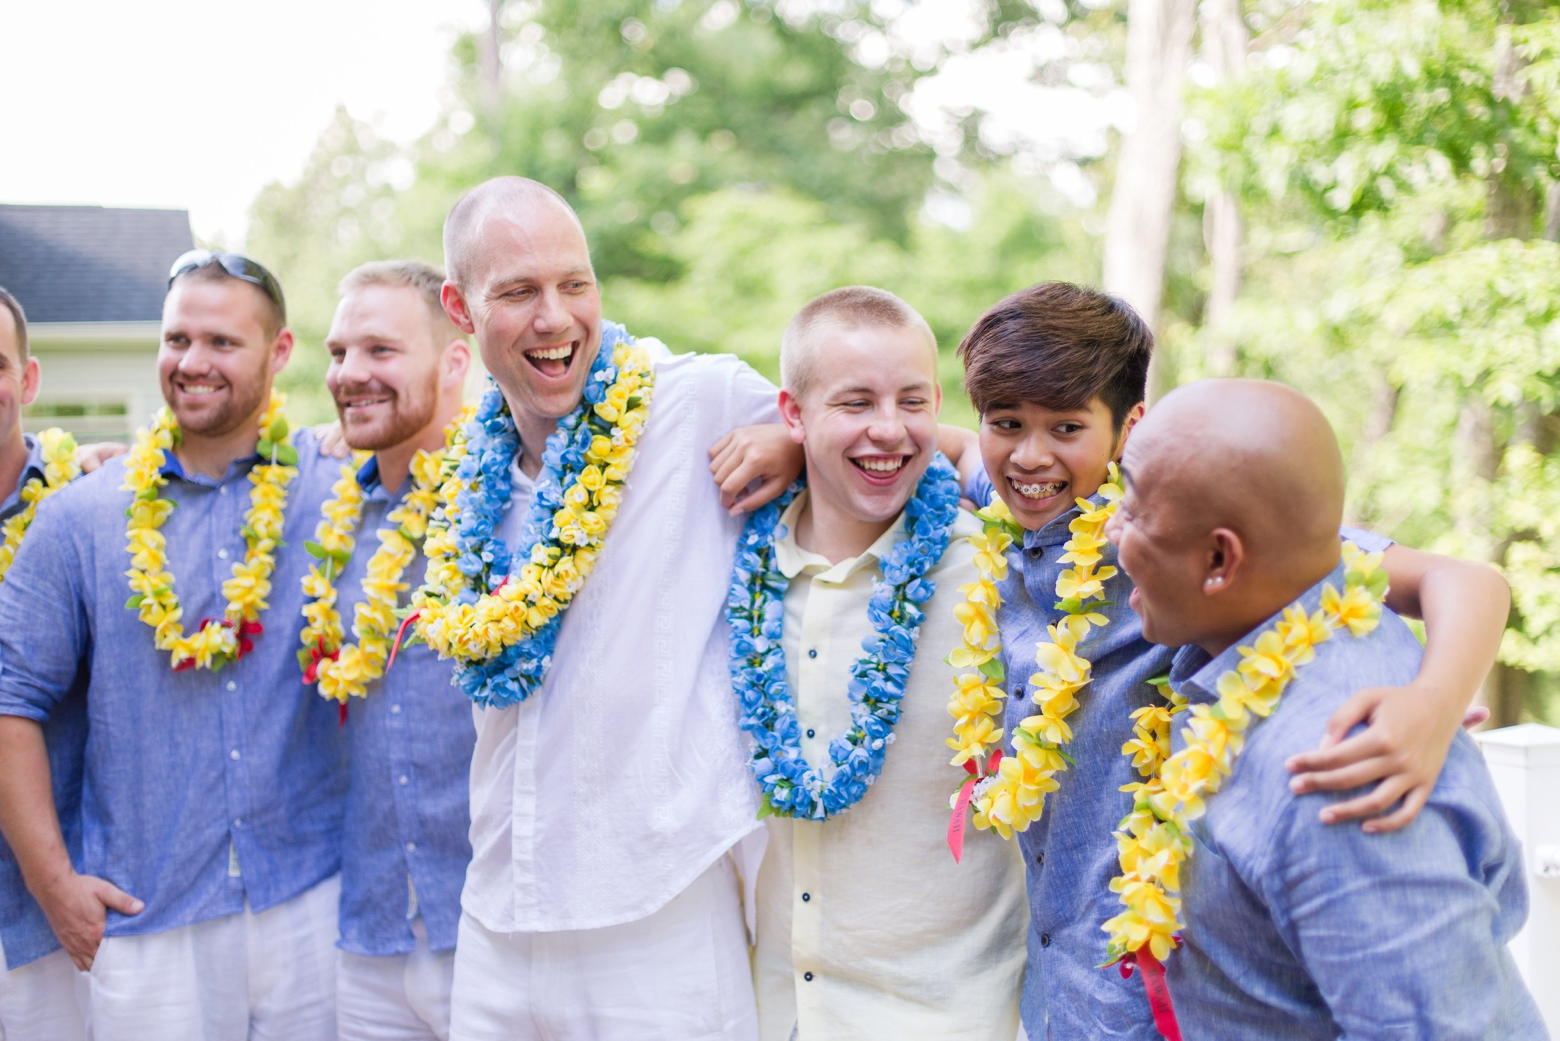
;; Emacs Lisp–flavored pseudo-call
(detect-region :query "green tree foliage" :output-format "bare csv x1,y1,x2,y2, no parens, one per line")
1182,0,1560,722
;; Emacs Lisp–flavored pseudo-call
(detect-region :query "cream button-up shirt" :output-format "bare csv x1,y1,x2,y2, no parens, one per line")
462,346,781,934
752,491,1028,1041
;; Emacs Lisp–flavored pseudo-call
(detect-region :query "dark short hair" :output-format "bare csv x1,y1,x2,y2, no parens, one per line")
0,285,26,366
172,262,286,339
957,282,1152,427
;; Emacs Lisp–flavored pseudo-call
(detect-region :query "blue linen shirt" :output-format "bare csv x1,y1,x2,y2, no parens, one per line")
0,429,349,940
1163,565,1545,1040
966,470,1394,1040
334,456,474,957
0,433,89,969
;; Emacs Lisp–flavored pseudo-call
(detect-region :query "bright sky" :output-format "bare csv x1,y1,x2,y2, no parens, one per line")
1,0,489,244
1,0,1113,245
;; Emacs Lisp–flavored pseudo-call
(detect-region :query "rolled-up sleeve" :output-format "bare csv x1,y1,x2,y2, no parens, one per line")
0,497,89,722
1261,783,1525,1039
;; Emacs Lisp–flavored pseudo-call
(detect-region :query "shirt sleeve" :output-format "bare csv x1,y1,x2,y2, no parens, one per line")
1339,525,1393,554
0,495,89,722
721,356,781,428
1258,773,1525,1039
966,468,996,509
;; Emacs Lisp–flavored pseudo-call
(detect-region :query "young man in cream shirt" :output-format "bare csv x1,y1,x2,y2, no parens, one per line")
747,287,1026,1040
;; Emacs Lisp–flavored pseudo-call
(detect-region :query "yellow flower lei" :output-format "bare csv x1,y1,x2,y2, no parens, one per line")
0,427,81,584
956,465,1124,839
413,339,653,704
122,392,298,672
1101,541,1389,965
299,446,448,704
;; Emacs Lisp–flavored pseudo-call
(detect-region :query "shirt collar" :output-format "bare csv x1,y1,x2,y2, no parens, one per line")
772,488,908,583
158,447,260,488
0,433,47,517
1169,559,1351,704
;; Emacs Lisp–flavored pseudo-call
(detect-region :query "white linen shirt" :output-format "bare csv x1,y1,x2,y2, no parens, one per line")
462,345,780,934
752,491,1028,1041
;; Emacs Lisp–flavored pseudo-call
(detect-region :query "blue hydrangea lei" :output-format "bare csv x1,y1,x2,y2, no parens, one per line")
726,452,962,819
436,321,637,708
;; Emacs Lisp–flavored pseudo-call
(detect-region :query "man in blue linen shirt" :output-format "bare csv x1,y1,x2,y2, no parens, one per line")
318,260,476,1041
0,285,89,1040
0,254,349,1039
1106,378,1545,1040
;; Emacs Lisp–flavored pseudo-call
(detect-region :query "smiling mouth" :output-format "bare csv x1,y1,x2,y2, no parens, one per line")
174,381,227,399
1008,476,1067,502
851,455,910,484
524,342,577,379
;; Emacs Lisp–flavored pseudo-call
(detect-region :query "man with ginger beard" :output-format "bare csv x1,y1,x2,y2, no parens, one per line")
316,260,474,1041
1104,379,1544,1040
427,177,798,1040
0,252,348,1039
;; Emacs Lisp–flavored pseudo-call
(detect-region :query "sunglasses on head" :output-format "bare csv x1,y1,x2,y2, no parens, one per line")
168,250,286,313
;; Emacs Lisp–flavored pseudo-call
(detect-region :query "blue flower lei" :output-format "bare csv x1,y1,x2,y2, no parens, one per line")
726,453,962,819
430,321,640,708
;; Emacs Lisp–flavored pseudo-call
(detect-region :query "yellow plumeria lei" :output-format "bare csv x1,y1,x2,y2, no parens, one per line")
122,392,298,672
299,446,447,704
0,427,81,584
413,332,653,707
1101,541,1389,965
956,465,1124,839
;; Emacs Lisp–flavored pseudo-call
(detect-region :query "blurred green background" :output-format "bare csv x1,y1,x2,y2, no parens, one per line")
247,0,1560,726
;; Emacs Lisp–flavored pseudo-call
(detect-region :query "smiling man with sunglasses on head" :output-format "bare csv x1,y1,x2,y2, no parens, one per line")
0,251,352,1039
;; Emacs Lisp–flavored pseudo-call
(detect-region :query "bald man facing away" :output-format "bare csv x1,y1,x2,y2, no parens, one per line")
1104,379,1544,1041
431,177,796,1040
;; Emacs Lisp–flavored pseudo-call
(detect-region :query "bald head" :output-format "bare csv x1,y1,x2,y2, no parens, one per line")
443,176,589,291
1108,379,1348,653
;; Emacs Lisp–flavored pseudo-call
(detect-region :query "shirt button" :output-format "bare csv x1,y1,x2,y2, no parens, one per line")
805,729,815,739
1036,852,1044,866
803,972,814,982
230,749,240,760
801,892,811,902
226,681,236,692
807,649,817,658
219,485,228,495
1040,933,1051,947
217,547,228,559
233,818,242,827
405,842,416,852
399,775,409,785
390,705,401,714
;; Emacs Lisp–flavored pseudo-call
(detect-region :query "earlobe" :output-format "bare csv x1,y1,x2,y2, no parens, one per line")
777,389,807,445
1203,527,1245,595
20,357,40,407
270,330,296,375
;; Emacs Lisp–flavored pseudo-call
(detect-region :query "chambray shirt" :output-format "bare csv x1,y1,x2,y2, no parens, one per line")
1164,565,1545,1040
0,429,349,940
335,456,474,957
0,433,88,969
966,471,1394,1039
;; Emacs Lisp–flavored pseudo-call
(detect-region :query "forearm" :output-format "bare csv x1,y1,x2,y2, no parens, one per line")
1406,557,1510,711
0,715,74,896
937,423,980,487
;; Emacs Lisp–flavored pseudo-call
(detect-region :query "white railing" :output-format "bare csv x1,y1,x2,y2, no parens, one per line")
1475,723,1560,1034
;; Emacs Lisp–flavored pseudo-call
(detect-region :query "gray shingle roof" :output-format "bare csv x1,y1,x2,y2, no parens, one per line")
0,205,194,324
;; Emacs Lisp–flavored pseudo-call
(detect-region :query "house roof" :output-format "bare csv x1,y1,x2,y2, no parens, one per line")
0,205,194,324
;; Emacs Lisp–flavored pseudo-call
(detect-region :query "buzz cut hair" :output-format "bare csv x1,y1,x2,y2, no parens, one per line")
780,286,937,395
338,259,463,343
442,176,588,291
0,285,27,365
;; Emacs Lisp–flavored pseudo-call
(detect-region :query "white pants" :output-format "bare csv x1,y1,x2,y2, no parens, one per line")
85,873,340,1041
450,856,758,1041
338,917,454,1041
0,943,86,1041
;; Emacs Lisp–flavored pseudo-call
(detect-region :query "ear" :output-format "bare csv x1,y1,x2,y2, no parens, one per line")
20,357,40,407
778,388,807,445
441,282,477,335
269,328,295,376
1202,526,1246,597
1113,401,1146,461
442,337,472,391
932,381,943,417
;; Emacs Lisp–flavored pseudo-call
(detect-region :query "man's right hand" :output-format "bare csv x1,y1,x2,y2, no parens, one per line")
36,870,143,970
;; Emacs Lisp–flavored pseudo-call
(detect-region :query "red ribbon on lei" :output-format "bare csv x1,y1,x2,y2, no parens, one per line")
1119,945,1183,1041
173,619,264,673
946,748,1002,863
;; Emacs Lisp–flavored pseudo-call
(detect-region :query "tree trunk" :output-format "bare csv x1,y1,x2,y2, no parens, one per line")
1199,0,1248,376
481,0,505,124
1103,0,1198,400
